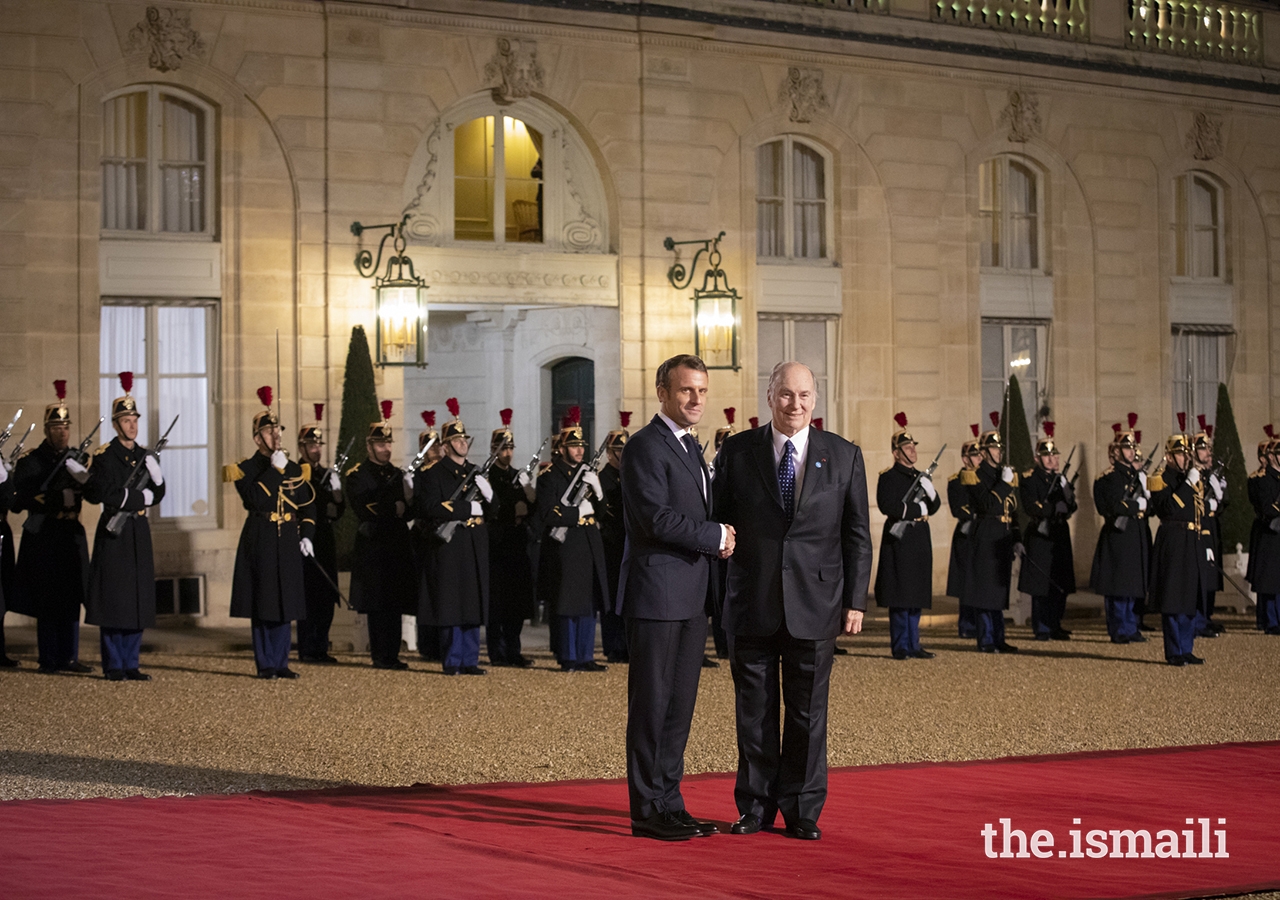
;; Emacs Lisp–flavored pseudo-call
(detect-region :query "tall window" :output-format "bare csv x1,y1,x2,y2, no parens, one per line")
757,137,828,261
757,315,836,427
99,302,216,525
102,87,214,236
1172,327,1228,431
982,319,1047,429
1174,173,1224,279
979,157,1040,270
454,115,543,244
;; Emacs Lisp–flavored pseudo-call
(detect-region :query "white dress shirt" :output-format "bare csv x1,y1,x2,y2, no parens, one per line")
657,411,727,550
770,422,810,500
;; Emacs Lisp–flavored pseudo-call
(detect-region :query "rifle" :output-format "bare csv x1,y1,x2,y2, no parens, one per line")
105,415,179,536
521,436,551,482
1059,444,1079,488
404,435,438,475
5,423,34,467
0,407,21,454
23,416,104,535
889,444,946,539
1114,451,1159,533
332,435,357,476
434,445,498,543
548,435,610,544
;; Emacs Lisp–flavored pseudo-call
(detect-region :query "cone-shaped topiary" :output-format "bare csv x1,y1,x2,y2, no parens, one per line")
334,325,381,571
1214,382,1251,553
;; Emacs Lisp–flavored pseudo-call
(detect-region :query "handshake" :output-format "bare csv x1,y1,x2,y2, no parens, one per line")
719,524,737,559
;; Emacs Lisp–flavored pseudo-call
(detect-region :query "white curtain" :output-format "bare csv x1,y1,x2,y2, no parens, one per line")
99,306,149,445
756,141,784,258
157,307,210,518
792,143,825,259
101,93,147,231
159,95,205,233
1007,162,1038,270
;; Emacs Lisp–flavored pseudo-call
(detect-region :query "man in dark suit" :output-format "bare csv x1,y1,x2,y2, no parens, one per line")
712,361,872,841
618,354,732,842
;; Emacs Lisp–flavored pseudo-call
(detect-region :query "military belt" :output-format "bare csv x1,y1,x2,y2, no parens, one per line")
250,511,294,523
577,515,597,526
463,517,484,527
53,511,80,521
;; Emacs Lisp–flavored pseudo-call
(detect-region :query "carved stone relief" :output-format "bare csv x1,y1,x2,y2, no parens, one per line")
405,121,442,243
1186,112,1224,161
485,38,545,104
999,90,1042,143
560,130,602,252
779,67,829,124
126,6,205,73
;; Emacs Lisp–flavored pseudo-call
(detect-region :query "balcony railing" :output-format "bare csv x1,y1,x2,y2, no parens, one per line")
771,0,890,11
1128,0,1263,64
933,0,1090,40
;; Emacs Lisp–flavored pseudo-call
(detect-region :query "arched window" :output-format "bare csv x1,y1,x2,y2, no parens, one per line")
1174,172,1225,279
454,114,544,244
756,136,829,261
979,157,1041,271
101,86,215,237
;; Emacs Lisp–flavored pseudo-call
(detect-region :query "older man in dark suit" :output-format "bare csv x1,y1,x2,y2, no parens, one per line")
712,361,872,841
618,354,733,842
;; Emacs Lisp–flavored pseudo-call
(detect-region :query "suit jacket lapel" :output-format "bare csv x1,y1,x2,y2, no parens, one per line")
653,414,707,506
754,424,784,511
794,426,826,516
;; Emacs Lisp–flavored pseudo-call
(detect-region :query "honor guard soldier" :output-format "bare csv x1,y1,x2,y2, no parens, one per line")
1148,423,1213,666
295,405,344,664
412,410,443,661
0,411,21,667
225,387,316,679
83,373,165,680
12,380,92,674
1018,422,1076,641
947,425,981,639
965,414,1020,653
1090,418,1152,644
875,413,941,659
484,408,536,668
534,408,609,671
347,401,417,670
417,399,490,675
1246,427,1280,633
597,411,631,664
1192,416,1226,638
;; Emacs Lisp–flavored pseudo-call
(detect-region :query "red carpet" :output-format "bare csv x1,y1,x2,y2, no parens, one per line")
3,742,1279,900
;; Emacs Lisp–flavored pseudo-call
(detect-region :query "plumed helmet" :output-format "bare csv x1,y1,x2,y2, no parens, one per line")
111,372,139,422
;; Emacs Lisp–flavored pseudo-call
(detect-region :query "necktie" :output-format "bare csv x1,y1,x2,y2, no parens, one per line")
779,439,796,523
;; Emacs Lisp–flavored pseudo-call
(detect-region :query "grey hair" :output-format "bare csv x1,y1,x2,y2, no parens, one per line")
765,361,819,400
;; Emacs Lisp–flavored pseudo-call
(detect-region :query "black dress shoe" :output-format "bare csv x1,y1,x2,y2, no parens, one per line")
910,649,935,659
1167,656,1187,667
1110,635,1130,644
833,646,849,656
631,811,699,841
673,810,719,836
891,649,909,660
104,669,126,681
443,666,459,675
1034,633,1052,642
787,819,822,841
0,655,18,668
730,813,764,835
124,669,152,681
575,661,608,672
1266,626,1280,636
1183,653,1205,665
1195,629,1218,639
37,664,59,674
702,656,720,668
995,642,1019,654
1125,632,1147,643
978,644,997,653
1138,622,1156,632
1208,621,1225,634
461,665,487,675
373,660,409,670
63,661,93,673
300,653,337,664
257,670,278,679
513,655,535,668
1050,629,1072,641
275,668,300,679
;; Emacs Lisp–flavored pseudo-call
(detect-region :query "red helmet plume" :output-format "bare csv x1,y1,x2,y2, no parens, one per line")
53,379,67,400
1112,422,1122,435
1043,420,1055,438
567,405,581,426
313,403,324,423
1177,412,1187,433
813,417,824,431
619,411,632,428
119,372,134,394
989,411,1000,428
724,407,736,425
749,417,760,429
380,400,394,421
446,397,460,418
1205,424,1214,438
970,423,980,438
1265,425,1275,439
1197,414,1208,432
1134,430,1142,444
893,411,908,429
422,410,435,427
257,385,273,408
1127,412,1139,429
500,408,513,426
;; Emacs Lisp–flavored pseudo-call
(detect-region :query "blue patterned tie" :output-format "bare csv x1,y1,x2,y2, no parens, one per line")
779,439,796,523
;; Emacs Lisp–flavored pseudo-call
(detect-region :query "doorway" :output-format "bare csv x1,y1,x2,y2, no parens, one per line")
550,357,595,448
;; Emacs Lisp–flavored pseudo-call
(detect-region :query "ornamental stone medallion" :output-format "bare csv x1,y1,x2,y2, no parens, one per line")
1000,90,1042,143
779,67,829,124
1186,112,1224,161
485,38,545,104
126,6,204,73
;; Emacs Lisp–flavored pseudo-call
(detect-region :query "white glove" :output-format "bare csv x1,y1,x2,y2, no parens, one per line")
1270,517,1280,533
583,470,604,500
0,462,7,485
1001,466,1014,484
300,537,314,557
1208,497,1218,512
917,500,929,518
63,488,76,507
327,469,341,492
142,488,155,506
402,471,414,501
578,498,595,516
517,469,532,488
1058,474,1069,489
65,457,90,483
921,476,937,500
1209,473,1225,499
514,500,528,518
1136,495,1148,512
474,474,493,503
1186,467,1200,485
270,449,288,471
144,455,164,485
1138,471,1147,490
469,500,483,517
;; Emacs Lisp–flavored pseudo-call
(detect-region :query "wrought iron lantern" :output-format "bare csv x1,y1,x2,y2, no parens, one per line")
351,214,428,367
663,231,741,370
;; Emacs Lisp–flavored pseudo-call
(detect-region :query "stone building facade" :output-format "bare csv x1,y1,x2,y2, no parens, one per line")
2,0,1278,622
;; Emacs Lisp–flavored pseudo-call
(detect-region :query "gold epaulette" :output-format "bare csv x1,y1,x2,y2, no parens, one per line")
345,462,361,477
93,442,111,456
948,472,960,482
1148,474,1166,492
299,462,311,481
1251,467,1267,479
222,462,245,483
1011,472,1020,486
1095,466,1114,481
878,465,892,475
960,469,978,485
16,447,34,461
